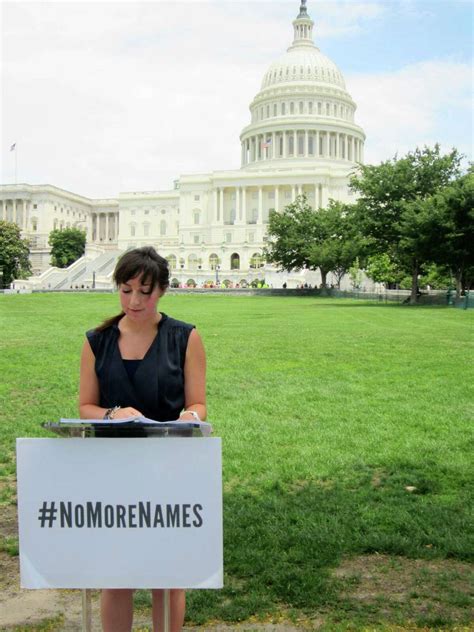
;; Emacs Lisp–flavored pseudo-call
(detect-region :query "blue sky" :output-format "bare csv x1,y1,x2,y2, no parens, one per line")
1,1,472,198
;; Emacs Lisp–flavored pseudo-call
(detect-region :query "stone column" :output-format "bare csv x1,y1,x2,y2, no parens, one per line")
242,186,246,223
23,200,27,229
275,186,279,213
105,213,109,242
314,184,318,206
272,132,276,159
360,141,364,164
304,130,309,157
2,199,5,221
241,143,245,166
213,189,218,222
258,187,263,223
316,131,320,157
335,134,340,159
115,212,119,239
236,187,240,224
293,130,297,156
13,199,17,225
219,188,224,224
292,185,296,200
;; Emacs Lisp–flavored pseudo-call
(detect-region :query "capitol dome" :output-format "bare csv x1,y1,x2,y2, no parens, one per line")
239,0,365,169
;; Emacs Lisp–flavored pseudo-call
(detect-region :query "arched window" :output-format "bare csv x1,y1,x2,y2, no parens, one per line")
53,219,58,230
230,253,240,270
167,254,177,270
250,253,264,269
281,102,286,115
130,223,136,237
188,254,198,270
290,102,294,114
160,220,167,236
209,253,219,270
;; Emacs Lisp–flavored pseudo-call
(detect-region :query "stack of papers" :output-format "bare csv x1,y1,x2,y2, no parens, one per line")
58,417,213,437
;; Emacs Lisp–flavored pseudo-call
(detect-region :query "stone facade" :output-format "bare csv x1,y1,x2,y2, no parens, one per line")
1,1,365,288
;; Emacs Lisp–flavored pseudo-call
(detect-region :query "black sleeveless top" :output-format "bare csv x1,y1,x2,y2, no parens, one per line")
86,313,194,422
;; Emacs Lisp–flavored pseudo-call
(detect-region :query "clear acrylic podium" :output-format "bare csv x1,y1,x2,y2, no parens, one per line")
43,419,210,632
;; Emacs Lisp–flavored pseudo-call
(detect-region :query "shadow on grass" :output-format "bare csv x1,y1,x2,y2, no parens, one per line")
186,459,473,625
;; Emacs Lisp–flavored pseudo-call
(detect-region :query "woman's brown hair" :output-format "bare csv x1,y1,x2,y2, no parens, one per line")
96,247,169,331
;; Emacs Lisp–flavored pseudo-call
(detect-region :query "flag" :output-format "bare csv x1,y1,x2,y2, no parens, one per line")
10,143,16,151
261,138,272,148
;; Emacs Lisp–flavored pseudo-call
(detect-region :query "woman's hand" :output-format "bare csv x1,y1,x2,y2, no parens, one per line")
114,407,143,419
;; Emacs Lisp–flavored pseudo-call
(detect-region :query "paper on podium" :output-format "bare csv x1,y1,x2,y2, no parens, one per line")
58,417,213,436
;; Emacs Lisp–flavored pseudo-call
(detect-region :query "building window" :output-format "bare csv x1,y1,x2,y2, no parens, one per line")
144,210,150,215
308,135,314,155
308,102,313,114
193,234,200,244
248,232,255,243
230,253,240,270
161,209,166,215
268,191,275,199
289,135,294,155
167,254,177,270
143,223,150,237
194,194,200,201
299,101,304,113
281,102,286,115
209,253,219,270
131,210,136,215
298,134,304,155
130,224,136,237
318,102,322,114
290,102,294,114
160,220,167,236
273,104,277,116
250,253,264,268
193,211,200,225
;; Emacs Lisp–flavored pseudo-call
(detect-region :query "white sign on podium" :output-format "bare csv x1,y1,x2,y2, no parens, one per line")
17,438,223,589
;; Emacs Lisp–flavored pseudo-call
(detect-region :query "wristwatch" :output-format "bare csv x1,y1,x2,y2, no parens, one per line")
104,405,121,420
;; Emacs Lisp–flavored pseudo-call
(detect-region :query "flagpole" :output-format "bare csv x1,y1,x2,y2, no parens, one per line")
15,145,18,184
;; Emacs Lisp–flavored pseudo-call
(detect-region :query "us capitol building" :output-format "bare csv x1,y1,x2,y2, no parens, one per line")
2,1,365,290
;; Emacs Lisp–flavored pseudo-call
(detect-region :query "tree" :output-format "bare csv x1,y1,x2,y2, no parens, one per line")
49,227,86,268
265,196,363,288
428,166,474,295
0,221,32,288
366,253,400,287
351,145,462,303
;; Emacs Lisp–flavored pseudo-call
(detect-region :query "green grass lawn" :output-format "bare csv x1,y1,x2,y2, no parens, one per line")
1,293,473,629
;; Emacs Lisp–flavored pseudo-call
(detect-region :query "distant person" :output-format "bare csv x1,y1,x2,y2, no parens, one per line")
79,246,206,632
282,282,287,289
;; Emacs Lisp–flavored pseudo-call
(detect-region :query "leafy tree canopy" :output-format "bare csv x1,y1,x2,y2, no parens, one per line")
0,221,32,288
265,196,364,287
350,144,464,302
49,227,86,268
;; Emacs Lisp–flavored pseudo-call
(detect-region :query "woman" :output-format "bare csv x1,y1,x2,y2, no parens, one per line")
79,246,206,632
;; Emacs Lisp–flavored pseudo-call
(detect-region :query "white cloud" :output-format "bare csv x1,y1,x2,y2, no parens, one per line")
347,59,473,164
